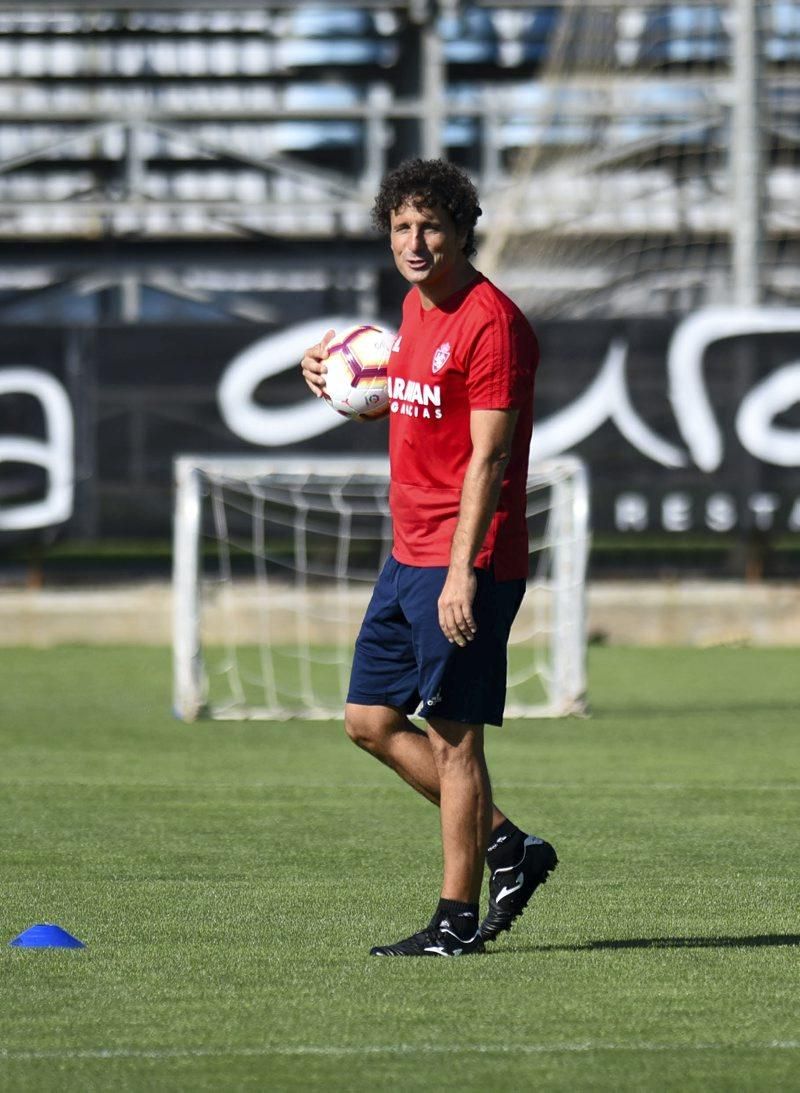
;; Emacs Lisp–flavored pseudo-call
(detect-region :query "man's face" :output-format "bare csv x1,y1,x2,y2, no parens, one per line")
389,201,467,293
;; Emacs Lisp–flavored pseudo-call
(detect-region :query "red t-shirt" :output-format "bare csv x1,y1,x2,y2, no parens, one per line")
387,273,539,580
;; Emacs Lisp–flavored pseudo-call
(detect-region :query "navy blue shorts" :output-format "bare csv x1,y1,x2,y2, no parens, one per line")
347,556,525,727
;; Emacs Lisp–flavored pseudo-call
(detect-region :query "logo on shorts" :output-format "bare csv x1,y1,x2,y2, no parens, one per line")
432,343,451,374
426,691,442,707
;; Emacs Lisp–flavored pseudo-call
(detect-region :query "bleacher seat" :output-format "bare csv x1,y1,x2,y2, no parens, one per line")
493,85,597,148
766,1,800,62
637,4,729,66
605,84,714,146
272,6,396,71
438,8,499,66
493,7,559,68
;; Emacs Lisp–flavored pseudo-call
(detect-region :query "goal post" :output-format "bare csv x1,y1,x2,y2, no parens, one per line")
172,453,589,723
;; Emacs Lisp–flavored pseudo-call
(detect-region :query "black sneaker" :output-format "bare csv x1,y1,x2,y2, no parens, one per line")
370,920,485,957
480,835,558,942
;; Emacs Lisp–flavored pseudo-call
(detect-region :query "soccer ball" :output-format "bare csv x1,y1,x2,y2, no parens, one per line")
321,324,393,421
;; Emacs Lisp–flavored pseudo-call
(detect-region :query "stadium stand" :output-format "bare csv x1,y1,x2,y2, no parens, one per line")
0,1,794,321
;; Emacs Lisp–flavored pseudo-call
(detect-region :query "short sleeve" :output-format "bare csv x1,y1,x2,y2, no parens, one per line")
466,313,538,410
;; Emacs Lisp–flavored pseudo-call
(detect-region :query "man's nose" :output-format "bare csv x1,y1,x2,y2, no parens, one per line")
407,227,426,252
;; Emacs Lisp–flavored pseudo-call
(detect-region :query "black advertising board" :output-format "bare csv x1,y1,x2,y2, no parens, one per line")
1,311,799,558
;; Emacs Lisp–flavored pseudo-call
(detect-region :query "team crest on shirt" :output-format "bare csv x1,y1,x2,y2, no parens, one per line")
432,342,451,374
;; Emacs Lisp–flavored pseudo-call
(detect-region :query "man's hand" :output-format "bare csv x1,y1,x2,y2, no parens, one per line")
300,329,335,397
438,567,478,647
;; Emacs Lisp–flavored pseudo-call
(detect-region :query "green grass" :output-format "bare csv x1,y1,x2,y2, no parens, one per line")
1,646,798,1092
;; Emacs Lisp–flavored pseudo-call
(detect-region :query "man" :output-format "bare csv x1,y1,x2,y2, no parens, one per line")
301,158,557,957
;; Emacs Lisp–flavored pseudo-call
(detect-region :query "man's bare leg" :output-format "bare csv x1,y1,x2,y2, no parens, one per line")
345,702,506,830
355,703,553,956
427,717,492,904
362,707,492,956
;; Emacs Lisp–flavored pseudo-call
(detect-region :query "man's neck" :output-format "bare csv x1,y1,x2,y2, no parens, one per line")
417,263,478,310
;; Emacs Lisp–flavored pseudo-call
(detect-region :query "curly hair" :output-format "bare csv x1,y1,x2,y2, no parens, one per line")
371,158,482,258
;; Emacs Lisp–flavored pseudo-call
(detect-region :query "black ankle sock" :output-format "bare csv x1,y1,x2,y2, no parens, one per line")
432,898,478,938
486,819,527,868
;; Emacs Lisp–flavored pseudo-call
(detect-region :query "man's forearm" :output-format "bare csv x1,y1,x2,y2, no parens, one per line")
449,453,508,571
438,408,518,645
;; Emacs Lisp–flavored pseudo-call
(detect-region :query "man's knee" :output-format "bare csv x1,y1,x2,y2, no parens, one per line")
427,718,484,770
344,703,393,753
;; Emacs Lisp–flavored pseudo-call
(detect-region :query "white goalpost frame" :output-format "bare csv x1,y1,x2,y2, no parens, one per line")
173,453,590,723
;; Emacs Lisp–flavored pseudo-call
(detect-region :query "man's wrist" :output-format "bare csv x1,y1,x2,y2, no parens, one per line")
447,558,475,576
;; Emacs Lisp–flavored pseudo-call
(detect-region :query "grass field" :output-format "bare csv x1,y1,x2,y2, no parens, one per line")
1,645,798,1092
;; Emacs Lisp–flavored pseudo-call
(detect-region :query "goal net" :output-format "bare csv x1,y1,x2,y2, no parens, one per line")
172,454,589,723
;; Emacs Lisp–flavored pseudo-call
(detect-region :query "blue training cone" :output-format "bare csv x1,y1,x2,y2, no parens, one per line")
9,924,85,949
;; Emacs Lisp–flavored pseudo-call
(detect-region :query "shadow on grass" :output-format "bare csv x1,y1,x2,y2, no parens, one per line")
519,933,800,953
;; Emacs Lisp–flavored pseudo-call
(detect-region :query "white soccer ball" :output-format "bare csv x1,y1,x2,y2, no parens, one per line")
322,323,393,421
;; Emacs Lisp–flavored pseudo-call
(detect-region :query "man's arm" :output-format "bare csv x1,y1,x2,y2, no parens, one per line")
438,407,519,647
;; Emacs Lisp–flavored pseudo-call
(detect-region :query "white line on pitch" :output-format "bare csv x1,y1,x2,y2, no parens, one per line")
1,1042,798,1063
0,780,797,792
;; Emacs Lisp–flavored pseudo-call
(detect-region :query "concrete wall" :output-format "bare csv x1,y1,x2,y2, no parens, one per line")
1,580,798,647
